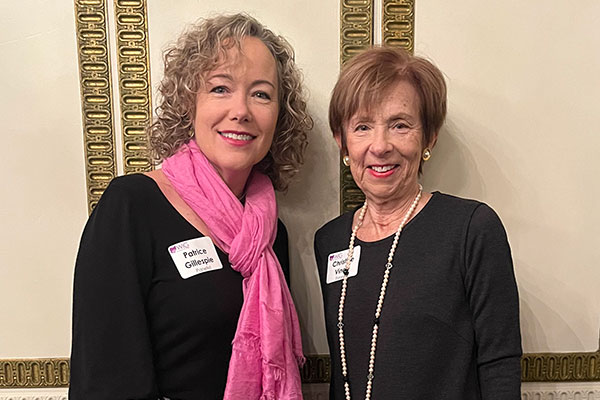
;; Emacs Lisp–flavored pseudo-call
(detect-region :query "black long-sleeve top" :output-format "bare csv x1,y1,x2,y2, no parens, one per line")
69,174,289,400
314,192,522,399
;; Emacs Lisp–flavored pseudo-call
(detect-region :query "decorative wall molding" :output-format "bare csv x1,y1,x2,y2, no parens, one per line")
521,382,600,399
113,0,153,174
0,359,68,388
382,0,415,52
5,384,597,400
522,351,600,382
301,354,331,384
3,352,598,389
0,388,67,400
339,0,374,213
74,0,118,213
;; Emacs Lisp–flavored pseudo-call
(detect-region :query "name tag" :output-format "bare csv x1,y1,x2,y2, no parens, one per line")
326,246,361,284
167,237,223,279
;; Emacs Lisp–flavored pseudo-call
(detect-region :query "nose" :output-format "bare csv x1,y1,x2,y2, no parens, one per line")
229,93,251,122
369,126,393,156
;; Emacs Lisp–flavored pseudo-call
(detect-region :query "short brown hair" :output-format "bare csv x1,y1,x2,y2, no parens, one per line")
329,46,446,157
148,13,313,191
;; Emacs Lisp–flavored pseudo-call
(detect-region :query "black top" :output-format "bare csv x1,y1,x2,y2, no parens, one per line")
69,174,290,400
314,192,522,400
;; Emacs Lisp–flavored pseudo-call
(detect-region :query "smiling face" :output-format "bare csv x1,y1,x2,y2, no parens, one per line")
193,36,279,194
337,80,435,205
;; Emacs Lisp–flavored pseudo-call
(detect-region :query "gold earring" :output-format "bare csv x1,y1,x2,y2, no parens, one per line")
422,148,431,161
343,155,350,167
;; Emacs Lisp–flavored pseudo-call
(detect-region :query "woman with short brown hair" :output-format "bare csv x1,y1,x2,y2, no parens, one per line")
316,46,521,399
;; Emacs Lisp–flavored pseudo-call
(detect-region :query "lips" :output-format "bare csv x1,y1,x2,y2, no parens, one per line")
218,130,256,141
367,164,398,177
369,165,396,173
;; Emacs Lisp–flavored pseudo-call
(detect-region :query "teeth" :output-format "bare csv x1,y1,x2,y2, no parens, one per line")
371,165,395,173
220,132,253,141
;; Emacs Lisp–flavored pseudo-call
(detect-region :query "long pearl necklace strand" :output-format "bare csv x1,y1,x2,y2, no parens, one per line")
338,184,423,400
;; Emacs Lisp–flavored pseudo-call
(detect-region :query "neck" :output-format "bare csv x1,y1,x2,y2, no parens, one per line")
358,185,424,241
218,168,251,199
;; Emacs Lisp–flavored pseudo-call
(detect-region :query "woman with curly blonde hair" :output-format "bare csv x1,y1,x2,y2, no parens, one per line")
70,13,311,400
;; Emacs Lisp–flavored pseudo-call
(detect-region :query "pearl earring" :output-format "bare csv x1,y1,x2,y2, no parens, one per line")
343,155,350,167
422,148,431,161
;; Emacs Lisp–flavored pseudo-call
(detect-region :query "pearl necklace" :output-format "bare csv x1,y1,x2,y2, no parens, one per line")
337,184,423,400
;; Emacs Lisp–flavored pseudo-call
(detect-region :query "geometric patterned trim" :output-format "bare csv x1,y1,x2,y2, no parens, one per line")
1,352,599,388
301,354,331,384
113,0,153,174
522,351,600,382
382,0,415,53
74,0,118,213
339,0,374,213
0,359,69,388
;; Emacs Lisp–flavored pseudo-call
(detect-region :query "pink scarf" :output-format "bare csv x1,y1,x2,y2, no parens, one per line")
162,140,304,399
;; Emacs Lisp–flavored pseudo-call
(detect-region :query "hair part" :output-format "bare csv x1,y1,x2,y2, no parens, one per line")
148,13,312,191
328,46,447,171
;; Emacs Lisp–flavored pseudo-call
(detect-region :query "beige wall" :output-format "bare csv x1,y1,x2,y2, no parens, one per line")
1,0,598,365
0,0,86,357
416,0,600,352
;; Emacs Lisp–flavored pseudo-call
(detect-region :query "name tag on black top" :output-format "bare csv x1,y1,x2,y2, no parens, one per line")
167,237,223,279
326,246,360,284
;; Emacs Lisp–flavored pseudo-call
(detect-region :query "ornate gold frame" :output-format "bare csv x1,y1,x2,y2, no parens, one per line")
2,352,599,388
0,0,597,391
114,0,153,175
0,359,69,388
74,0,117,213
382,0,415,51
339,0,373,213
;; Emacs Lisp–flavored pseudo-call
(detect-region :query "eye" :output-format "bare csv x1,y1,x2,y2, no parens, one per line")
253,91,272,100
354,124,370,132
209,85,228,94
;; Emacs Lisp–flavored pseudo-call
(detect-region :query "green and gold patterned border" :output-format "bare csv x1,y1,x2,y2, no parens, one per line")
74,0,117,213
339,0,374,213
521,351,600,382
2,352,600,388
0,359,69,388
114,0,153,174
382,0,415,52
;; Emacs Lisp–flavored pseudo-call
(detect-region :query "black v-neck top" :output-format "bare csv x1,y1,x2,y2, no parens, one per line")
69,174,289,400
315,192,522,399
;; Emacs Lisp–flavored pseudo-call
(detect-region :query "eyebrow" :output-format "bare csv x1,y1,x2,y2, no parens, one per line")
388,113,415,122
206,73,276,89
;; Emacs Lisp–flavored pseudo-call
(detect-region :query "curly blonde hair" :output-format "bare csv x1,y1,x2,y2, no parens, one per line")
148,13,313,191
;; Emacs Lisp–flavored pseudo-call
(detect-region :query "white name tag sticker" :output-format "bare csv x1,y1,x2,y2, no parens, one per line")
326,246,361,284
167,237,223,279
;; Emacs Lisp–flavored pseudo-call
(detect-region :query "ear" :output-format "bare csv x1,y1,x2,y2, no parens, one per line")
333,131,344,151
428,131,439,149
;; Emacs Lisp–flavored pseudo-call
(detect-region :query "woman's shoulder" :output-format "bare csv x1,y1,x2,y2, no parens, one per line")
314,209,354,245
105,173,158,193
430,191,506,232
100,173,161,201
93,173,163,214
